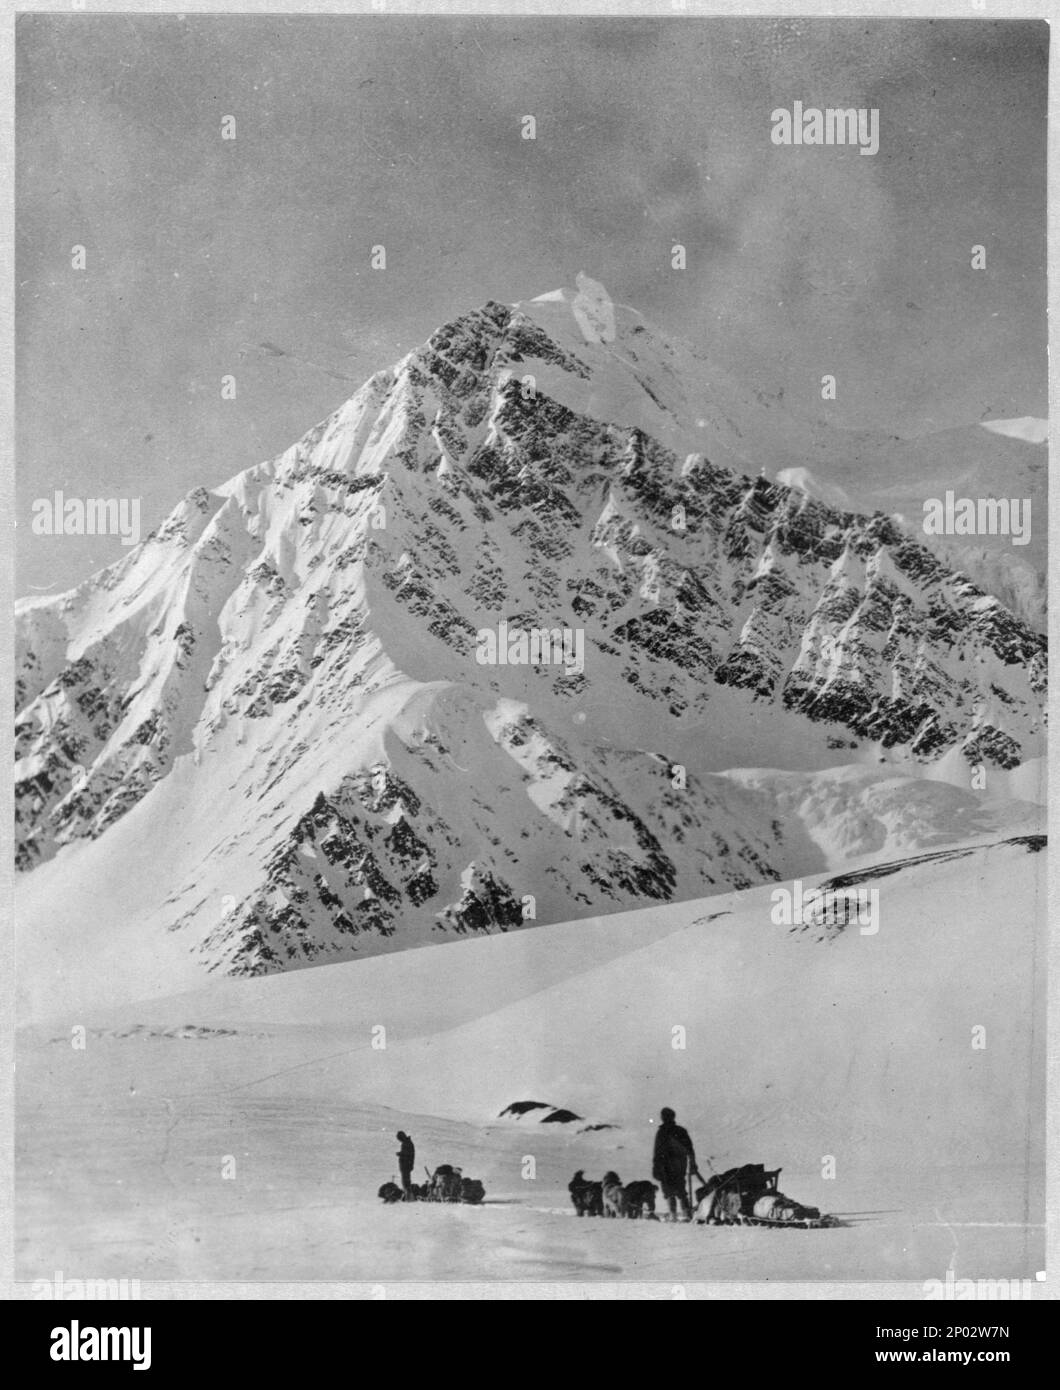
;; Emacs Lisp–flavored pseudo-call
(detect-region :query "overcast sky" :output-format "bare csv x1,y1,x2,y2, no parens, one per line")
16,15,1047,593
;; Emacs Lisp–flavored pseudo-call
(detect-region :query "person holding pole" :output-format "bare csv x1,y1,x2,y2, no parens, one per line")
652,1107,703,1222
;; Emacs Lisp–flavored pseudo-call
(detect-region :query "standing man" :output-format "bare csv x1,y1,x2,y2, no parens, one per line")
395,1130,415,1200
652,1107,699,1222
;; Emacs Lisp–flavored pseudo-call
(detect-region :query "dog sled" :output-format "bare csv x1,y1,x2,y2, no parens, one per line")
377,1164,485,1206
695,1164,838,1229
424,1164,485,1204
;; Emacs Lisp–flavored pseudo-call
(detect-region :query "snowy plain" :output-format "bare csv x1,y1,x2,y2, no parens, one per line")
16,833,1045,1288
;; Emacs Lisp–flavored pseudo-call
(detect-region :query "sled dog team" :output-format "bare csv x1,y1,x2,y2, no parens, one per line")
570,1108,705,1222
381,1111,836,1227
382,1108,702,1220
569,1170,659,1219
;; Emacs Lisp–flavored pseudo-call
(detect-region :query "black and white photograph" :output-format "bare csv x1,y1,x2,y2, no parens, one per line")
9,5,1051,1305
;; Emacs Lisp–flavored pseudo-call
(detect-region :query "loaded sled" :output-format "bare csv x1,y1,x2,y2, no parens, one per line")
425,1164,485,1204
377,1164,485,1205
695,1164,838,1229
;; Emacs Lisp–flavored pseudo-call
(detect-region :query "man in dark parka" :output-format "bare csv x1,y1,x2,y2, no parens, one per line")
652,1107,698,1221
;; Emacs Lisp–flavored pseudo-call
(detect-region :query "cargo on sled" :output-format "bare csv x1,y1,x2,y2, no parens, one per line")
694,1164,839,1229
378,1163,485,1205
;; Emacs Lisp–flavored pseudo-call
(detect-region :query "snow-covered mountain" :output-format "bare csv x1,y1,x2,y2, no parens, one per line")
15,289,1046,983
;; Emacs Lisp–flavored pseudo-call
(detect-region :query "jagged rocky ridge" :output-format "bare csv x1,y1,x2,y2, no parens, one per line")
15,295,1046,974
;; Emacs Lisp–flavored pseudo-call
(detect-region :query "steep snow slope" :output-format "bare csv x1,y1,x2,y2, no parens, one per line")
15,745,1039,1022
15,293,1047,981
16,750,1039,1023
16,834,1045,1283
518,290,1046,630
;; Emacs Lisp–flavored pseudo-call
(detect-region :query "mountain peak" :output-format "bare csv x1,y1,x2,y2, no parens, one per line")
14,286,1046,991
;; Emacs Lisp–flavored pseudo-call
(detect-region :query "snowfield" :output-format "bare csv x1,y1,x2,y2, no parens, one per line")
16,833,1045,1287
